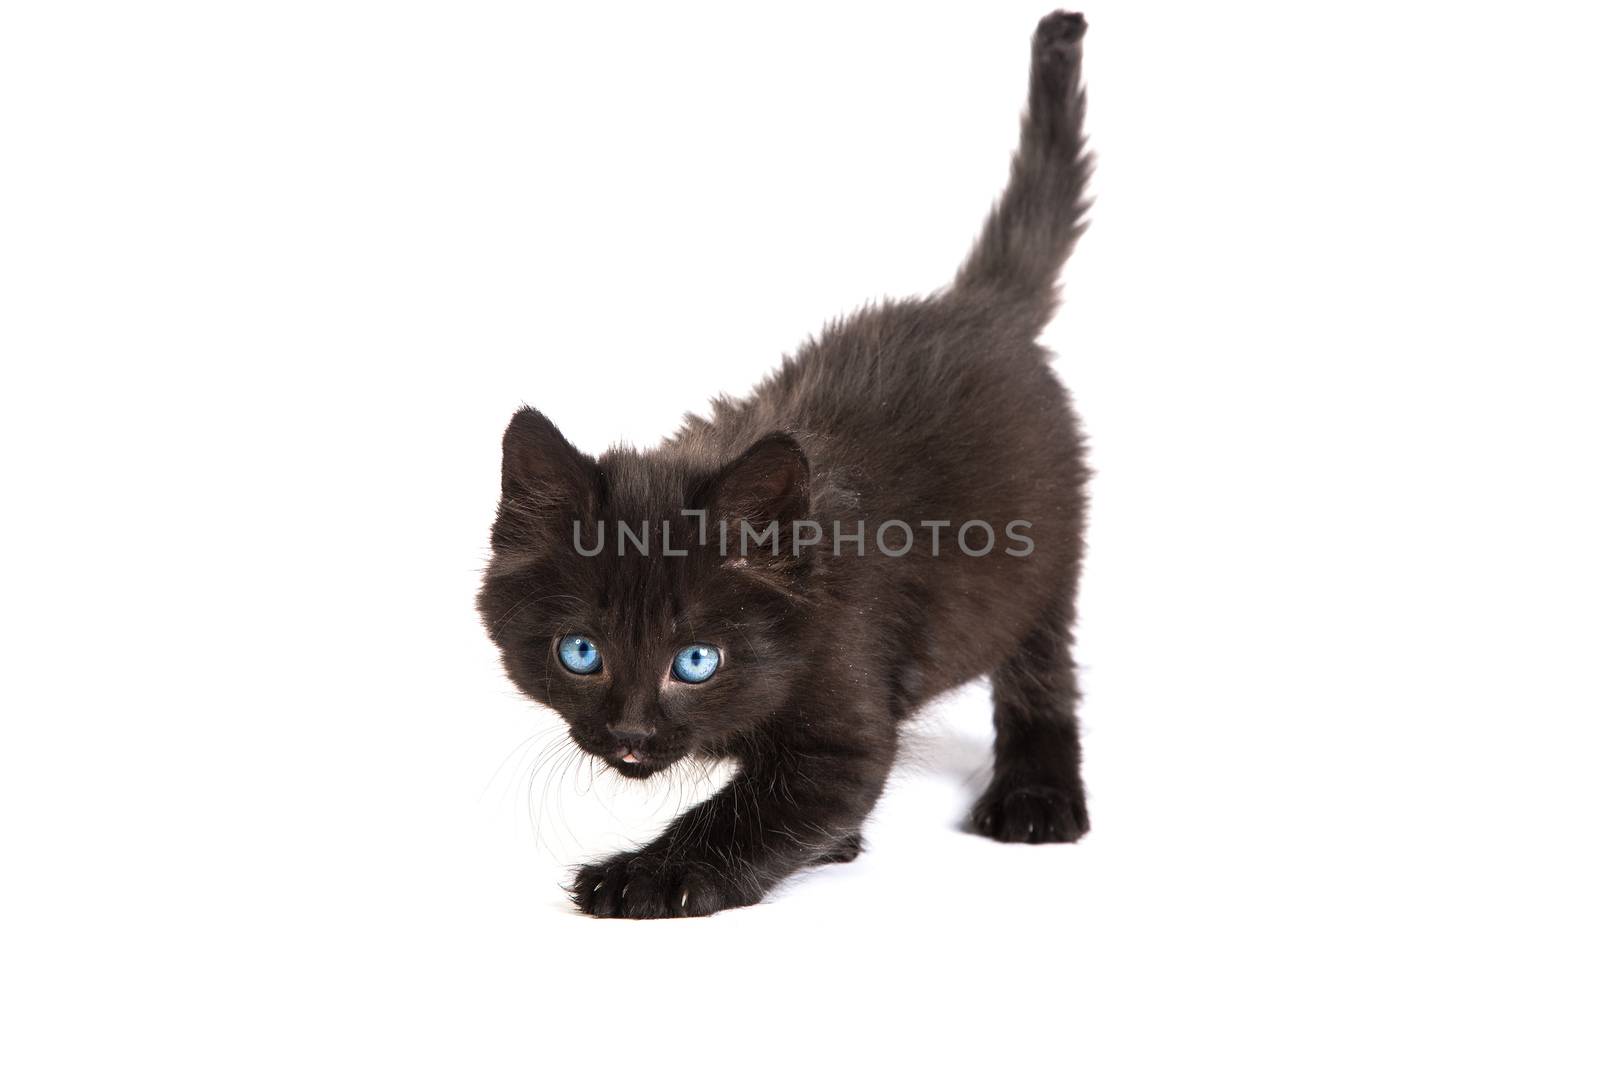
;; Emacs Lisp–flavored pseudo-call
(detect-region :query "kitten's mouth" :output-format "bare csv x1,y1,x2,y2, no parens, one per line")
571,731,682,778
605,747,676,779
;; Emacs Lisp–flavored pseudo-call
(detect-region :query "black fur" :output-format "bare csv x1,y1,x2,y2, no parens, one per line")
479,11,1094,917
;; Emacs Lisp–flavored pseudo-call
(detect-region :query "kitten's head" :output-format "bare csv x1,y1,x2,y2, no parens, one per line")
478,407,816,779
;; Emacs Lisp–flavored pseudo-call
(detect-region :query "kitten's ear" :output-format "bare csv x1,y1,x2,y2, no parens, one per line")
707,432,810,530
501,406,593,497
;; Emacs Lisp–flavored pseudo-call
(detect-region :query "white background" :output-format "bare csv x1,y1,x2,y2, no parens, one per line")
3,1,1597,1063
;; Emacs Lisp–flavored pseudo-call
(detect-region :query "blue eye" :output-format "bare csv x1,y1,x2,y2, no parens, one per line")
672,645,721,684
557,635,602,675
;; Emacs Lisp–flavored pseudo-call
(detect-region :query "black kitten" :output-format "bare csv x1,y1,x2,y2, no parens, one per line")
479,11,1094,917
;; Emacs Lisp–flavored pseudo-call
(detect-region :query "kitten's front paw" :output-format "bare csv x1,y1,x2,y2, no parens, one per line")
570,852,757,919
970,779,1088,844
812,831,863,865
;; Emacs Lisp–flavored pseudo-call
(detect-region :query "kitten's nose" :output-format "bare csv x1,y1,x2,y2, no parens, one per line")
608,726,655,763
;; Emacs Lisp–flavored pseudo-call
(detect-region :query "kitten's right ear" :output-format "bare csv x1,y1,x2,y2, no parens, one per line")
499,405,599,510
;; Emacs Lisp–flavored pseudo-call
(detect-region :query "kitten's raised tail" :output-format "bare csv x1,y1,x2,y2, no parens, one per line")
953,11,1092,334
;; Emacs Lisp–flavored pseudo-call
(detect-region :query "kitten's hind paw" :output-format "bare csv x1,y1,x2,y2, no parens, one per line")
969,779,1088,844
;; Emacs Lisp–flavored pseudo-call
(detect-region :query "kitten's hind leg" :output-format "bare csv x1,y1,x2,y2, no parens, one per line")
970,596,1089,844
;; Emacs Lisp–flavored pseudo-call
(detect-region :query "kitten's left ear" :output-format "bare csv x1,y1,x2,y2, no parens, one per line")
707,432,810,532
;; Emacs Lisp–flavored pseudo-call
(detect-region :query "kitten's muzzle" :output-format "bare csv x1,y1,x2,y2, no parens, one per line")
605,726,671,776
609,725,654,757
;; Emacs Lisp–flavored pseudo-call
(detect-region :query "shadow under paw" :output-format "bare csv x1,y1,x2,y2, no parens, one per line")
969,779,1089,844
